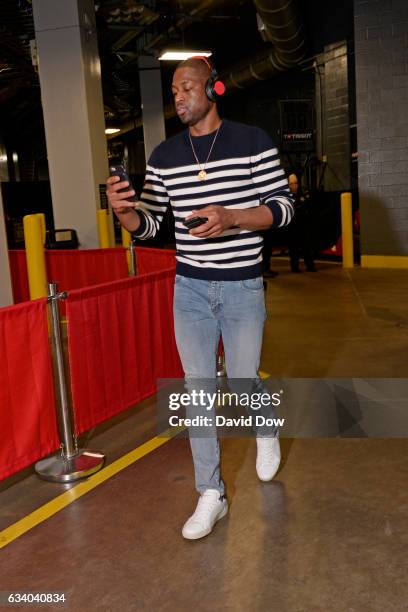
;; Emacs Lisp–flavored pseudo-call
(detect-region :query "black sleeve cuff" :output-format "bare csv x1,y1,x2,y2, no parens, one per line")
263,201,283,227
131,210,148,238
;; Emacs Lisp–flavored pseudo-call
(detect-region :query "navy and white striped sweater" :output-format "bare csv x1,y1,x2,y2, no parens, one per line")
133,119,294,280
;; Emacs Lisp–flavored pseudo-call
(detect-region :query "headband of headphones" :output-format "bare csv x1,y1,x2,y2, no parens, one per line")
190,56,226,102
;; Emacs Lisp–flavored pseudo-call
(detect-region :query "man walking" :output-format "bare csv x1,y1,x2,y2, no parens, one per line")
107,57,294,539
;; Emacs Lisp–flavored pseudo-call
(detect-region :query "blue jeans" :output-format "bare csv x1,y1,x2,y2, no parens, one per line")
173,274,268,496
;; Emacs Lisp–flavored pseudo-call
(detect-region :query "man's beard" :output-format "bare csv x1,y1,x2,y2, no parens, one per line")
178,114,190,125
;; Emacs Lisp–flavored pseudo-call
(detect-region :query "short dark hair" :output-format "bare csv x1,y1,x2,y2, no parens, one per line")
175,57,212,80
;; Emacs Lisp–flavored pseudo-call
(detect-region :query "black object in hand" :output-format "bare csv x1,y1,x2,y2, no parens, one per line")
183,216,208,229
109,164,137,202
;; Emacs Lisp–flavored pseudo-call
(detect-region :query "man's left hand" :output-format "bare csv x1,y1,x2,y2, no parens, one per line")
187,205,236,238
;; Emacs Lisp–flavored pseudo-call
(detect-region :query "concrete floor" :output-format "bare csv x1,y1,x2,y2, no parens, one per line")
262,259,408,377
1,261,408,612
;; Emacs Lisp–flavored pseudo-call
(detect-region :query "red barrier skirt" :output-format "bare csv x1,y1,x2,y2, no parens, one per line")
46,248,128,290
66,268,183,434
8,250,29,304
0,300,59,481
136,246,176,275
8,248,129,304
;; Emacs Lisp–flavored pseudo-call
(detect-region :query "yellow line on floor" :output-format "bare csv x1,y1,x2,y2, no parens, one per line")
0,371,274,550
0,430,182,550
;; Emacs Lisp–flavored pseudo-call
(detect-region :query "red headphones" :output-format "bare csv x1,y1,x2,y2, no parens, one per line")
191,56,226,102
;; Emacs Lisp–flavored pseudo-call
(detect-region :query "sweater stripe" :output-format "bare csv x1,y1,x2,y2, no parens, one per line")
133,121,294,280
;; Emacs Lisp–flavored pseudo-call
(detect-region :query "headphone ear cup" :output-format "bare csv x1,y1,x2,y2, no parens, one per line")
205,77,217,102
213,80,226,96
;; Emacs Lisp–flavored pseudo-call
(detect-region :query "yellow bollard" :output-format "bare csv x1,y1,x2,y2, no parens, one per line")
121,226,131,248
35,213,46,245
121,226,132,273
23,214,48,299
341,192,354,268
97,209,111,248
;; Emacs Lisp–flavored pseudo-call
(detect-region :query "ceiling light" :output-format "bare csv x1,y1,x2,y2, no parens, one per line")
105,128,121,134
158,51,212,61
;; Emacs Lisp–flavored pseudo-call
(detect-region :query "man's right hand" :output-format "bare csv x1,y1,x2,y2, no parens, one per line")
106,175,137,215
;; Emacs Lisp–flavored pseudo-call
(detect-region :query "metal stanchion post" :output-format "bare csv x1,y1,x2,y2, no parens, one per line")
216,338,226,377
121,227,136,276
129,239,136,276
35,282,106,482
121,226,131,274
216,354,226,377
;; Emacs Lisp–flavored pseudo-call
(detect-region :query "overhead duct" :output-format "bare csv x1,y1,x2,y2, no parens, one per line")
223,0,306,90
254,0,306,65
107,0,307,138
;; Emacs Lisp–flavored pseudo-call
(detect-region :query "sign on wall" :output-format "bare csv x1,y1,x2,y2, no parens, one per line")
279,100,315,152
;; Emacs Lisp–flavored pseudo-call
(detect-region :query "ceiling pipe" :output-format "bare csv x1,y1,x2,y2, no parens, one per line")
254,0,306,64
223,0,306,90
108,0,307,139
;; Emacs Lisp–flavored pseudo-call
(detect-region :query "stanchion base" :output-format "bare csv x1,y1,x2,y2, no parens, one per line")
35,449,106,483
216,355,226,377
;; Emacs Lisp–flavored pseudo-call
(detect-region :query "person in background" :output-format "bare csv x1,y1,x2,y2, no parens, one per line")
287,173,316,273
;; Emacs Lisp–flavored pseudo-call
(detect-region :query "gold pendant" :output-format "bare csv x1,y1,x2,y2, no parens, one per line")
198,169,206,180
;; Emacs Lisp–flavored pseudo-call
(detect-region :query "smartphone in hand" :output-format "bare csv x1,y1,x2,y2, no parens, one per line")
183,216,208,229
109,164,137,202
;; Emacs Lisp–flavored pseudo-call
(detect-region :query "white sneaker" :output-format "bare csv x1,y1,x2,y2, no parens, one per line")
256,436,281,481
182,489,228,540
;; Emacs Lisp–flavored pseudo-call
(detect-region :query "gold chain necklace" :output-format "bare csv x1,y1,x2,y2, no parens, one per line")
188,122,222,180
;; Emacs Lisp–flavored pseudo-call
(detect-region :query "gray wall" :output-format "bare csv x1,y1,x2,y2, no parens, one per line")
316,42,352,192
354,0,408,256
